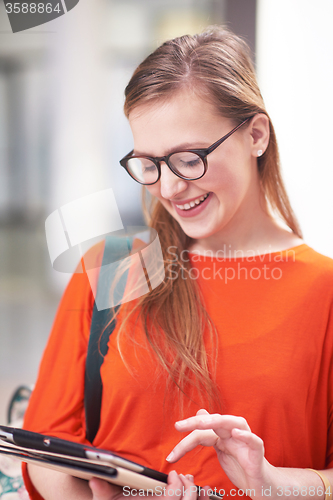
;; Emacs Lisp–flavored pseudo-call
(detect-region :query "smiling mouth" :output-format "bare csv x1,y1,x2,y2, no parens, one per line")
175,193,210,211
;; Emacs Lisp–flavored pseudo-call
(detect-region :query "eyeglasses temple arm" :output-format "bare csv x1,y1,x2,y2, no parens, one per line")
206,117,252,155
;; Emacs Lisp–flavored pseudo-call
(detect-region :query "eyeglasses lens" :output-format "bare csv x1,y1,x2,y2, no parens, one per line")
126,153,205,185
169,152,204,179
127,158,159,184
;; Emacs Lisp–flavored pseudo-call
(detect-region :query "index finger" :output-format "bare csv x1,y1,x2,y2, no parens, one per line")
175,414,251,437
166,428,218,463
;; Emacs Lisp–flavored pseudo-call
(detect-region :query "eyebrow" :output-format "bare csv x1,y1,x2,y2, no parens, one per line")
133,141,210,157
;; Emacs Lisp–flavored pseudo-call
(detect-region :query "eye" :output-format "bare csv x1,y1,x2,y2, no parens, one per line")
180,157,202,168
169,152,204,178
170,152,201,168
127,157,159,183
142,163,157,172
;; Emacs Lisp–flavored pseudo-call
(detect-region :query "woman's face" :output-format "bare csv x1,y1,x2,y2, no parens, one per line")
128,91,266,247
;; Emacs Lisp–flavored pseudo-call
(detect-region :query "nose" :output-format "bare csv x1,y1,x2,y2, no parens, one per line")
159,162,188,199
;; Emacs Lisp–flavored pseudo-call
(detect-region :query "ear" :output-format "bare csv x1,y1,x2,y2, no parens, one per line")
249,113,270,158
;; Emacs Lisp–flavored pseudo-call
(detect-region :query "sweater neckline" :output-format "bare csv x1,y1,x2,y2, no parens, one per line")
188,243,309,263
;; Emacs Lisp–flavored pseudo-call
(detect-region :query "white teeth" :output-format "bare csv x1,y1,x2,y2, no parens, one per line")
175,193,209,211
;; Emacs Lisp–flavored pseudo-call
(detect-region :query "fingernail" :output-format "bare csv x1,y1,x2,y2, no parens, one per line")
166,451,175,462
175,420,186,428
167,470,176,480
186,474,194,482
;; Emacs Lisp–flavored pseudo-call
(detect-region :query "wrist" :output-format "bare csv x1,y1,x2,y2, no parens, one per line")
305,470,332,500
260,467,329,500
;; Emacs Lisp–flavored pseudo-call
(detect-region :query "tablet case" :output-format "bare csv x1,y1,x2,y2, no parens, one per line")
0,427,222,498
0,439,167,490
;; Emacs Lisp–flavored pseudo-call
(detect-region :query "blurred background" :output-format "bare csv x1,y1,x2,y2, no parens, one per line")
0,0,332,423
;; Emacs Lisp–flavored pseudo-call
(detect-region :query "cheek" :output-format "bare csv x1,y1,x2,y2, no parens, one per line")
205,154,252,201
146,185,161,200
201,164,243,200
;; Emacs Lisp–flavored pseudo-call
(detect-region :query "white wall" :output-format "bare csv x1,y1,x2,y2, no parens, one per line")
256,0,333,257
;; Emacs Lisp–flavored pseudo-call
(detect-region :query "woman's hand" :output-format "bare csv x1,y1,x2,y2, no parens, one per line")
166,409,274,498
89,470,206,500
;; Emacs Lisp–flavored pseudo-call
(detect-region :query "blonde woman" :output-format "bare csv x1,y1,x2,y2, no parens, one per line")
24,27,333,500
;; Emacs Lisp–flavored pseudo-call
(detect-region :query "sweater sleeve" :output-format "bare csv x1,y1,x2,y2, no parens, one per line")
22,243,104,498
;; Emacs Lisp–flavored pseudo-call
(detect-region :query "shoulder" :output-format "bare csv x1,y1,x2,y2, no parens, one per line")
296,244,333,275
80,239,106,269
289,245,333,305
62,239,106,300
56,240,106,325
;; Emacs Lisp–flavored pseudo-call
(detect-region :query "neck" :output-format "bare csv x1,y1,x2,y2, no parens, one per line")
189,189,302,257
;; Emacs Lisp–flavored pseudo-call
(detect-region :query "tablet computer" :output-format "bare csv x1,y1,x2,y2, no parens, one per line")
0,425,222,498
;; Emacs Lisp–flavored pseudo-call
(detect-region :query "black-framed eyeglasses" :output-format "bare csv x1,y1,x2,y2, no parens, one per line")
119,117,252,186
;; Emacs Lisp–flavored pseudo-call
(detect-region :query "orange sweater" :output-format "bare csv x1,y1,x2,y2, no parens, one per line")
23,244,333,499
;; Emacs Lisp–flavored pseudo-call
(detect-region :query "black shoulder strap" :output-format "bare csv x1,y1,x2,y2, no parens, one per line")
84,235,132,443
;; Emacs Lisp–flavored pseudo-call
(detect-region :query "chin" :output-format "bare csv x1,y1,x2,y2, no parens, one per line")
178,224,215,242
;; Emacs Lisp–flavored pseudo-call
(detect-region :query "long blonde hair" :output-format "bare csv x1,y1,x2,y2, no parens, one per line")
115,26,301,410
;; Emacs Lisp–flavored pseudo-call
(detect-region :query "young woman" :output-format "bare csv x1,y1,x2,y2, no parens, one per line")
23,27,333,500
